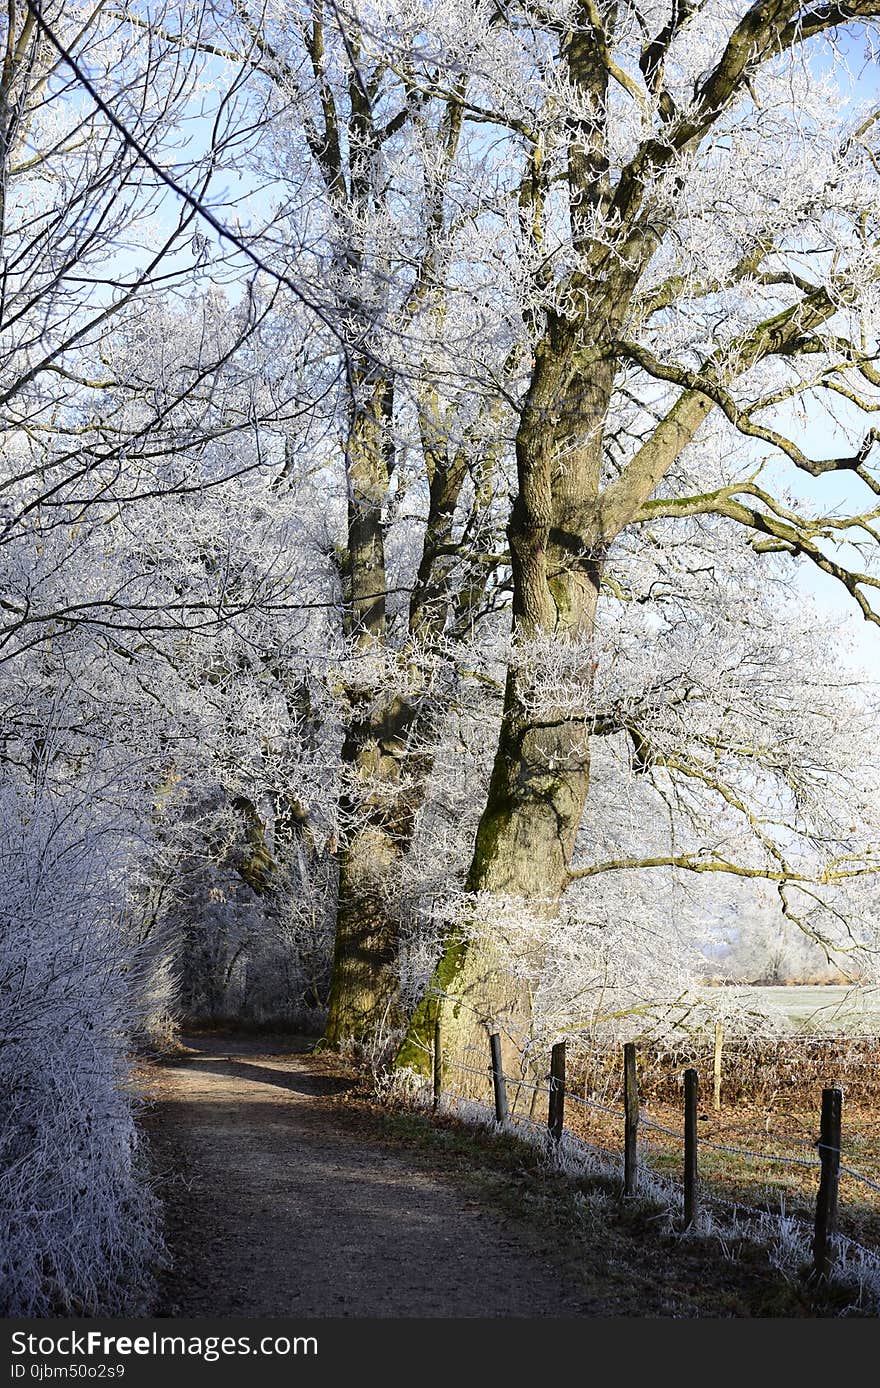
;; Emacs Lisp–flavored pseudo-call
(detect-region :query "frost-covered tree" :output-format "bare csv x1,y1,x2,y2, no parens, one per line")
393,0,880,1076
0,0,343,1004
0,0,328,1311
174,0,520,1042
389,511,880,1069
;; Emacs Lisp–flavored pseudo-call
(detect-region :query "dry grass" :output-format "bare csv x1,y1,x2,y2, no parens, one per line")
564,1037,880,1251
573,1035,880,1107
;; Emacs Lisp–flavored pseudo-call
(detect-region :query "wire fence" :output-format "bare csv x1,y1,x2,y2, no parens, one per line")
442,1056,880,1191
428,1033,880,1280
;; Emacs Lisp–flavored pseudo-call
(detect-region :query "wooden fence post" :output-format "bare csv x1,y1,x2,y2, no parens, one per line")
683,1068,699,1228
548,1041,566,1141
812,1085,842,1281
489,1032,509,1124
713,1022,723,1112
624,1042,639,1197
432,1017,443,1111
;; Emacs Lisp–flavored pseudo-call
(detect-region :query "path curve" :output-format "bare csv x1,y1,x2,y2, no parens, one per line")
145,1035,594,1318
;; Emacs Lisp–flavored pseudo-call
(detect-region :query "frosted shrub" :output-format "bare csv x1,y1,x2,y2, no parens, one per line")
0,785,163,1315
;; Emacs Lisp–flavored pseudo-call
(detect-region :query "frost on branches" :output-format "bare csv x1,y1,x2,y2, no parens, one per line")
0,774,163,1315
5,0,880,1307
392,0,880,1075
392,524,880,1087
0,0,337,1311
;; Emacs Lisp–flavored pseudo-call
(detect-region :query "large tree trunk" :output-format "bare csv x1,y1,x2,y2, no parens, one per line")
394,598,599,1086
322,375,402,1045
324,389,487,1047
323,692,420,1045
324,824,402,1045
345,376,393,645
397,326,613,1086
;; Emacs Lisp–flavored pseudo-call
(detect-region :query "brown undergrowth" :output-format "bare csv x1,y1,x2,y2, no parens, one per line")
561,1038,880,1249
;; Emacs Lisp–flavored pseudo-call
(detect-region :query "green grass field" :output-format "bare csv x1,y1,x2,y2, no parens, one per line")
740,986,880,1033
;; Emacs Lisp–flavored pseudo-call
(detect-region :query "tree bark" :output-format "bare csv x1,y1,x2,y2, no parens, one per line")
324,390,491,1047
322,367,401,1044
344,376,393,646
324,823,403,1045
323,693,419,1045
397,330,613,1081
394,601,599,1082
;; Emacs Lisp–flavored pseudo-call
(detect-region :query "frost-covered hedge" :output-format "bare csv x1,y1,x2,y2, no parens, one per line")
0,786,163,1316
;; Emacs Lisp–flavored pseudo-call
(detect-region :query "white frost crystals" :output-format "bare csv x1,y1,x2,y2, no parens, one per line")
0,781,163,1316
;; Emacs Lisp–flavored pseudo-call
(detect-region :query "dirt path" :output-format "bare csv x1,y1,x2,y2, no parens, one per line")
144,1035,596,1318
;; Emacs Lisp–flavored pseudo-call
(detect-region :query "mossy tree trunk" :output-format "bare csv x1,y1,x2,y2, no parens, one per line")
323,692,421,1046
324,387,487,1046
294,41,480,1049
397,18,646,1084
396,326,612,1083
324,379,404,1045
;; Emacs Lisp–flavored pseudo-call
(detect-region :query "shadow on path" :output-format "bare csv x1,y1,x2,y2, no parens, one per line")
177,1053,355,1099
145,1033,596,1318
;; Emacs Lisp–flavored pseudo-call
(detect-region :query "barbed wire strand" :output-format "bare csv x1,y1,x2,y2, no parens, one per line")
438,1056,880,1190
437,1079,880,1263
